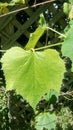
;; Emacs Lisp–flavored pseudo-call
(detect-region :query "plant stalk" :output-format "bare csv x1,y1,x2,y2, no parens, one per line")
46,27,66,38
35,42,63,51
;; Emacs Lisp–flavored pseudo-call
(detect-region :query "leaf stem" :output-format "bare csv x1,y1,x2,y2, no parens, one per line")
35,42,63,51
46,27,66,38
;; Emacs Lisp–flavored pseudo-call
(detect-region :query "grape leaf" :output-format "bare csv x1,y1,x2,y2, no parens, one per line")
1,47,65,108
62,25,73,70
35,112,57,130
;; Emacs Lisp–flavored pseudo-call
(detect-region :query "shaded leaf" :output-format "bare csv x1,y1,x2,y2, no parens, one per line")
62,25,73,70
1,47,65,108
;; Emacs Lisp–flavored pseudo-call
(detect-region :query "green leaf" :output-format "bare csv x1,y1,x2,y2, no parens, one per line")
25,14,46,50
1,47,65,108
62,25,73,70
35,112,57,130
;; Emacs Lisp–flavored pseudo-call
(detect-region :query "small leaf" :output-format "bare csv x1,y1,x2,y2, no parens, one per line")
35,112,57,130
1,47,65,108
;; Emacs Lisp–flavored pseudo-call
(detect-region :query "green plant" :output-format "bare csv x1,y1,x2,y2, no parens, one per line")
0,2,73,129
